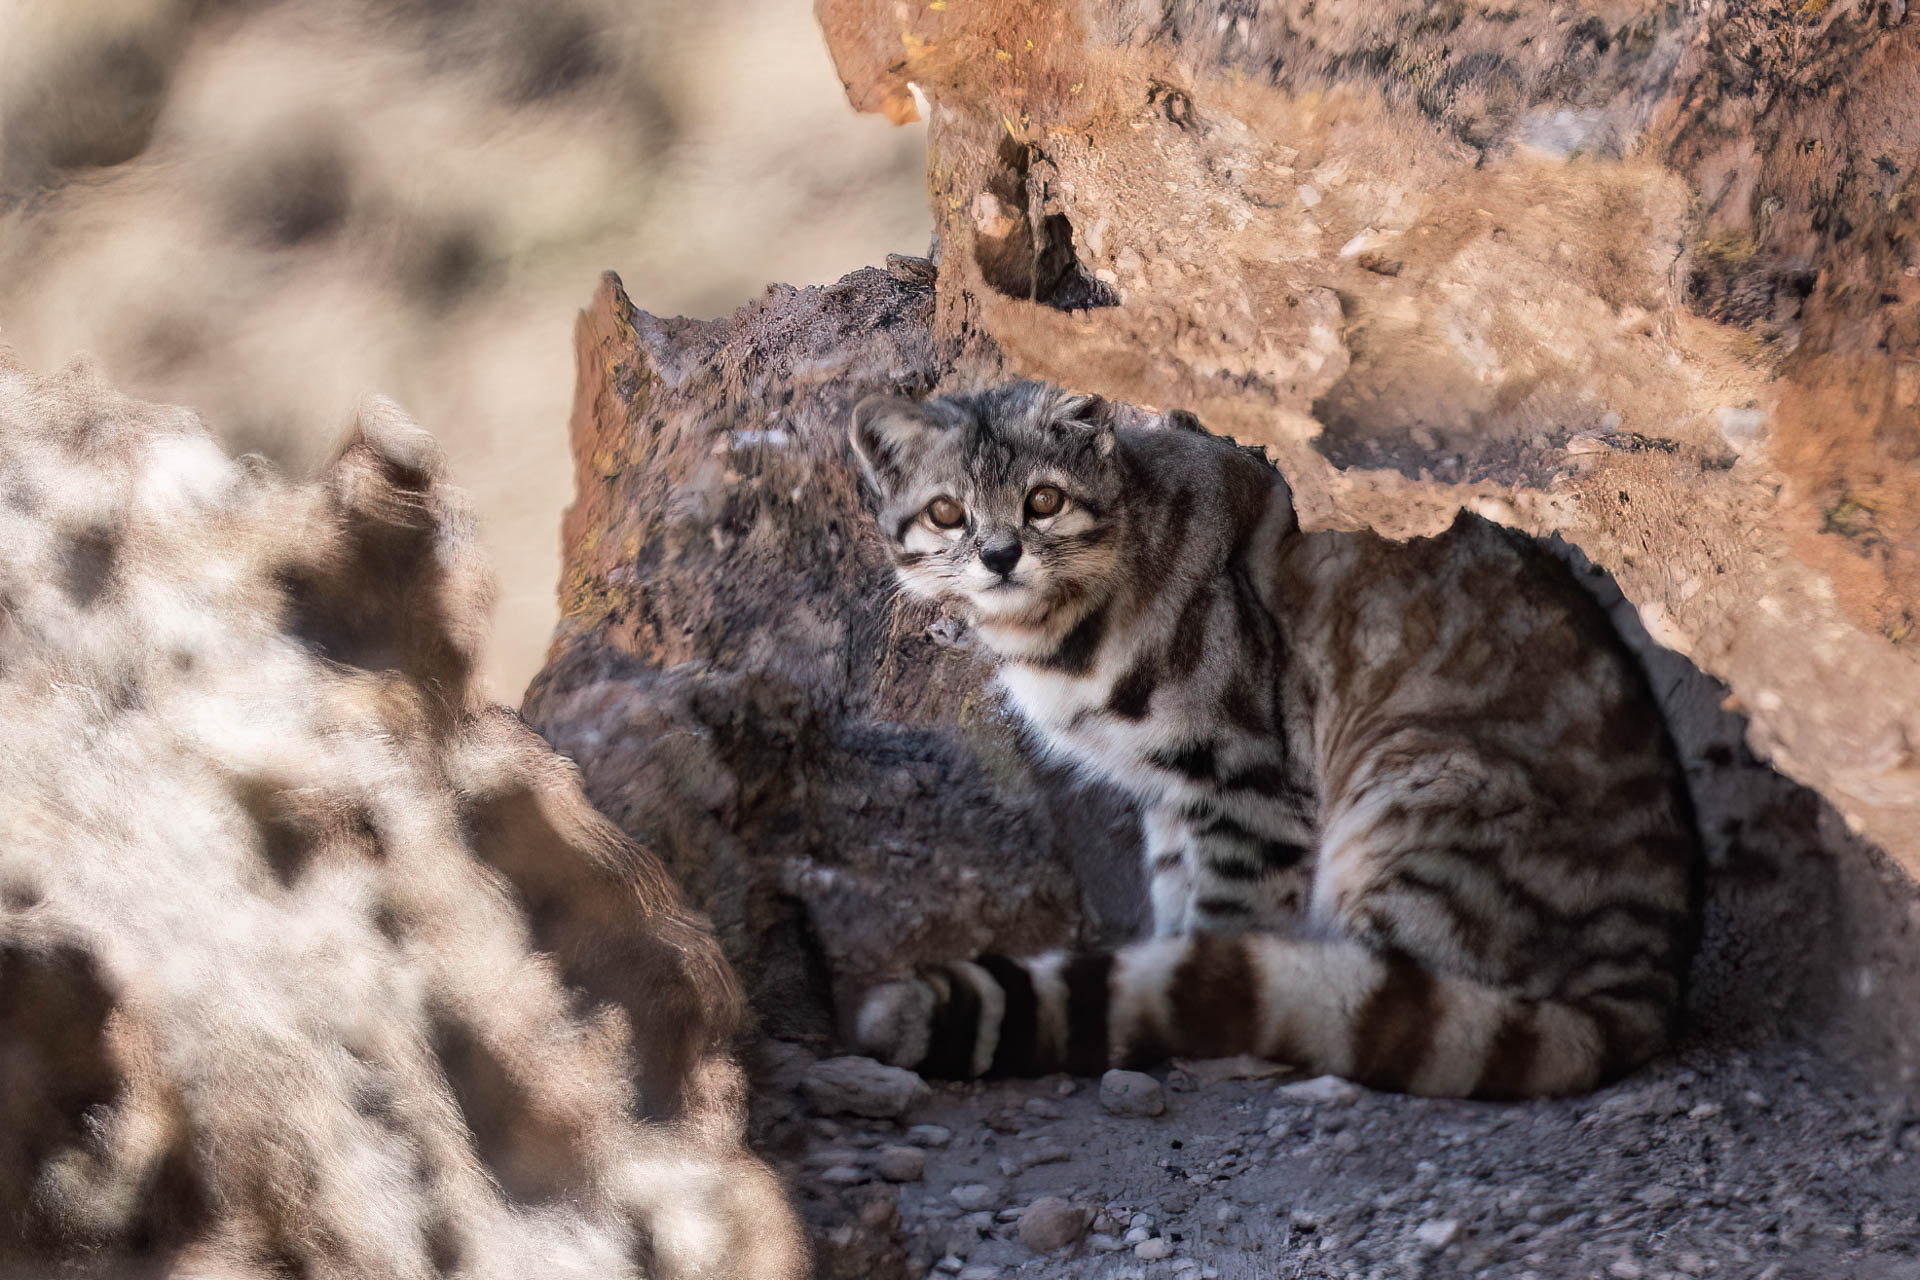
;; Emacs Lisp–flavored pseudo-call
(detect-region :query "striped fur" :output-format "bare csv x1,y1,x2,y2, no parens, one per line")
848,383,1700,1098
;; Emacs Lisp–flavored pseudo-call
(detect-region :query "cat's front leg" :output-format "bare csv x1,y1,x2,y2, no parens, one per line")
1141,801,1194,937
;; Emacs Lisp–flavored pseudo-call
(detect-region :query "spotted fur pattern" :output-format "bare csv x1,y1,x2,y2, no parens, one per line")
848,382,1700,1098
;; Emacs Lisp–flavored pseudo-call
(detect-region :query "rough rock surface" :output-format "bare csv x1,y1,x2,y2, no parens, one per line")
0,348,801,1278
523,269,1140,1047
815,0,1920,879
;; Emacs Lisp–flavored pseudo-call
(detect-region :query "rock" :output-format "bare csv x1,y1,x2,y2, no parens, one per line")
1414,1219,1461,1249
802,1056,931,1118
1017,1197,1091,1253
819,1165,869,1186
1088,1233,1127,1252
1608,1259,1644,1280
1021,1140,1072,1168
1635,1184,1681,1209
907,1123,954,1147
1101,1070,1168,1117
1022,1097,1064,1120
1212,1202,1242,1224
524,271,1104,1047
951,1184,1001,1212
0,360,803,1278
956,1267,1002,1280
1134,1237,1176,1260
1276,1075,1362,1107
874,1145,927,1182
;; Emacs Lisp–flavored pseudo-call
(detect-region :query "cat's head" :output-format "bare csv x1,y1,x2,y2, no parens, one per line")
849,382,1128,633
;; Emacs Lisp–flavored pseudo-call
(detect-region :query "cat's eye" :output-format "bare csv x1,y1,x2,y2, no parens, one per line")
925,496,966,529
1025,485,1066,519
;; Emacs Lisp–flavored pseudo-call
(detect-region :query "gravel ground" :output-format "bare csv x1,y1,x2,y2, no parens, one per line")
769,1041,1920,1280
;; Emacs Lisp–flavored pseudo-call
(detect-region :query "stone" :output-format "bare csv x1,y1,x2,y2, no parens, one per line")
956,1268,1002,1280
1414,1219,1460,1249
802,1056,932,1118
1101,1070,1168,1117
1018,1197,1091,1253
0,364,803,1278
1276,1075,1362,1107
951,1184,1001,1212
874,1145,926,1182
819,1165,869,1186
907,1123,954,1147
1135,1237,1176,1260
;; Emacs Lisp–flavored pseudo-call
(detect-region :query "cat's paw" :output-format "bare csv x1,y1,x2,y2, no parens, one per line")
854,977,937,1069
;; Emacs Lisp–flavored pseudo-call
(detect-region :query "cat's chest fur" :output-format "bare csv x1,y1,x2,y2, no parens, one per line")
995,650,1174,793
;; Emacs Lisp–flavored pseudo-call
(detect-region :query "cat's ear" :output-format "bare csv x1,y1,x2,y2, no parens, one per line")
1056,392,1116,457
850,395,942,490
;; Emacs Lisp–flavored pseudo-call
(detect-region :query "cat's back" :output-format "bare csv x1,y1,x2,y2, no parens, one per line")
1279,511,1693,842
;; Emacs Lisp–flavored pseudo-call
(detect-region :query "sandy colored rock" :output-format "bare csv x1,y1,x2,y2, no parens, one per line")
1100,1070,1168,1118
1018,1197,1092,1253
0,349,801,1278
804,1056,934,1118
876,1145,929,1182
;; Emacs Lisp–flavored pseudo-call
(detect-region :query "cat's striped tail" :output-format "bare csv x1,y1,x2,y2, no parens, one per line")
853,934,1679,1099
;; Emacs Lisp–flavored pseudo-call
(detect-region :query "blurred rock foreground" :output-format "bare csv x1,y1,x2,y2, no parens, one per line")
0,351,802,1279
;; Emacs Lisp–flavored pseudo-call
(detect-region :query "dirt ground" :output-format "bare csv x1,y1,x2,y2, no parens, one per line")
773,1042,1920,1280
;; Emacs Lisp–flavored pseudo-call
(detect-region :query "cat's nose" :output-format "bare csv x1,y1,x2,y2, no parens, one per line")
980,537,1023,576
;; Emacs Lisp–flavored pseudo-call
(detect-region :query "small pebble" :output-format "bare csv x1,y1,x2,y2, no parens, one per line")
802,1056,931,1118
818,1165,867,1186
951,1184,1000,1212
1017,1196,1091,1253
1135,1237,1175,1260
907,1124,953,1148
1124,1226,1151,1245
1414,1218,1459,1249
1023,1097,1064,1120
1609,1260,1643,1280
874,1145,925,1182
1276,1075,1361,1107
1101,1070,1167,1117
956,1267,1002,1280
1089,1234,1127,1253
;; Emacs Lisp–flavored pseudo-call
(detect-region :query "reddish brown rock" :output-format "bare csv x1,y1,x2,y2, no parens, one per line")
815,0,1920,880
524,270,1143,1049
